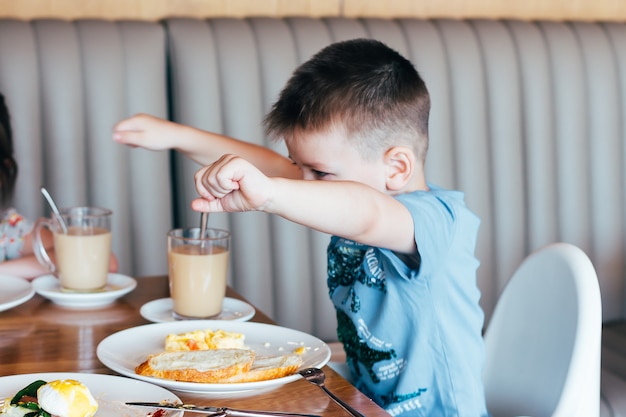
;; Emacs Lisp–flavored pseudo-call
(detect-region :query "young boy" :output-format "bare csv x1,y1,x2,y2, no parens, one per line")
113,38,488,417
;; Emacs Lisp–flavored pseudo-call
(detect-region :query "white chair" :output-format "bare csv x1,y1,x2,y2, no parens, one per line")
483,243,602,417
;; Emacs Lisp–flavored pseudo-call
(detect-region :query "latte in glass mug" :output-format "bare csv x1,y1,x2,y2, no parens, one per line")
53,226,112,291
168,227,230,319
33,206,113,292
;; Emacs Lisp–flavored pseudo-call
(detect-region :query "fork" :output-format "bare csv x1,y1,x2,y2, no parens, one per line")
298,368,366,417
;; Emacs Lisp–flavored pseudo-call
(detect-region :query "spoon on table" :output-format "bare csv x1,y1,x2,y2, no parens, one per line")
298,368,366,417
40,186,68,234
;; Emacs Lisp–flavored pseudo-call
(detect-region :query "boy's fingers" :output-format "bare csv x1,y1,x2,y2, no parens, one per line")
112,130,143,145
191,198,209,211
191,198,222,213
194,166,210,182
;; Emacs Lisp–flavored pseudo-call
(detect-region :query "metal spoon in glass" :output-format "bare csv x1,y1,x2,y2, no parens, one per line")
199,211,209,245
40,186,68,234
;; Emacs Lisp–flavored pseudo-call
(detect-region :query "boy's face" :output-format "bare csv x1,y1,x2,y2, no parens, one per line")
286,127,389,192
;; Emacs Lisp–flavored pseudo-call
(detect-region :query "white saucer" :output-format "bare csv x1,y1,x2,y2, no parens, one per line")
32,273,137,308
140,297,255,323
0,274,35,312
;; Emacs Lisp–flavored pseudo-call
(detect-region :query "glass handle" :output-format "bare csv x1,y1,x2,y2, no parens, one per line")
33,217,56,274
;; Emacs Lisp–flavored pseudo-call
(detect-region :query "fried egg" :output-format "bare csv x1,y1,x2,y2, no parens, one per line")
37,380,98,417
165,328,246,351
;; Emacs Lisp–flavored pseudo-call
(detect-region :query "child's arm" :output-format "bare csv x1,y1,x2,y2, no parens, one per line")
0,254,118,280
193,154,416,254
112,114,300,178
0,256,52,280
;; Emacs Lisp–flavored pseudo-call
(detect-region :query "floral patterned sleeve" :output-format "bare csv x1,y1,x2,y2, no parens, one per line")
0,208,32,262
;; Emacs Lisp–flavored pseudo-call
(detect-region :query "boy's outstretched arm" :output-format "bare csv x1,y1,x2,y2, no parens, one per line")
112,113,300,178
193,155,416,254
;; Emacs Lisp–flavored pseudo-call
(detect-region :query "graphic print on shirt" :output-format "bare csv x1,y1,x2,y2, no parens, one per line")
328,239,428,412
336,310,396,382
328,243,387,312
329,242,397,381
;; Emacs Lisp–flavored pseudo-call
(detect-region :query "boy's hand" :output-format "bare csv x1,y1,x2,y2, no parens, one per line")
112,113,178,150
192,154,273,213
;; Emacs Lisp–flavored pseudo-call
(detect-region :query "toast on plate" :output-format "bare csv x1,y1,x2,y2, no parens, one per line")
135,348,255,383
221,353,304,383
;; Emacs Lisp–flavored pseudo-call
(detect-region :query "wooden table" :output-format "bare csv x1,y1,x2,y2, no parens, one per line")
0,276,388,416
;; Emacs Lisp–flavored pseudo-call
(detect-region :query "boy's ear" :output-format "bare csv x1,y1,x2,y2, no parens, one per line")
384,146,415,191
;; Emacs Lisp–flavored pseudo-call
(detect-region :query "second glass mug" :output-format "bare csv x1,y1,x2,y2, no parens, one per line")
33,206,112,292
168,227,231,319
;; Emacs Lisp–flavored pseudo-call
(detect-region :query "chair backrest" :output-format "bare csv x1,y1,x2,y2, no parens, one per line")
482,242,602,417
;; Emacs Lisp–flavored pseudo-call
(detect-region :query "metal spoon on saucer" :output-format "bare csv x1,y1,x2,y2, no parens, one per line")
40,186,68,234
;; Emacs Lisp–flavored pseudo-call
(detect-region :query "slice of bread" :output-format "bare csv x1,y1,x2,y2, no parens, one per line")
221,353,303,383
135,349,255,383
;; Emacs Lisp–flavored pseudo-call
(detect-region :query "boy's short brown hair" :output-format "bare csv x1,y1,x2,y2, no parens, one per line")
264,38,430,163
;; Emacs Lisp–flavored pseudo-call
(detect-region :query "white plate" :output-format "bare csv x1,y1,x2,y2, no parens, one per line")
32,273,137,308
0,372,182,417
140,297,256,323
97,320,331,395
0,275,35,312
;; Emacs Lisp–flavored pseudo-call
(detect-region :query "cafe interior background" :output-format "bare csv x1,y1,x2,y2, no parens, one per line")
0,1,625,414
1,0,624,333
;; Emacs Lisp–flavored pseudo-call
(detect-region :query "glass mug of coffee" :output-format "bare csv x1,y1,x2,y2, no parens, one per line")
33,206,112,292
167,227,230,319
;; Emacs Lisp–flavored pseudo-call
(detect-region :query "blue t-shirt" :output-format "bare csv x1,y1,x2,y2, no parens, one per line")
327,185,488,417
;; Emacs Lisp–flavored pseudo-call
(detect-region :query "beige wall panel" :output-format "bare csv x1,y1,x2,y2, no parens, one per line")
0,0,339,20
0,0,624,22
160,0,340,19
343,0,626,21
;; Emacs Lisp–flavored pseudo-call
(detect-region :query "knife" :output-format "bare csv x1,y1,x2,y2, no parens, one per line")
126,402,321,417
